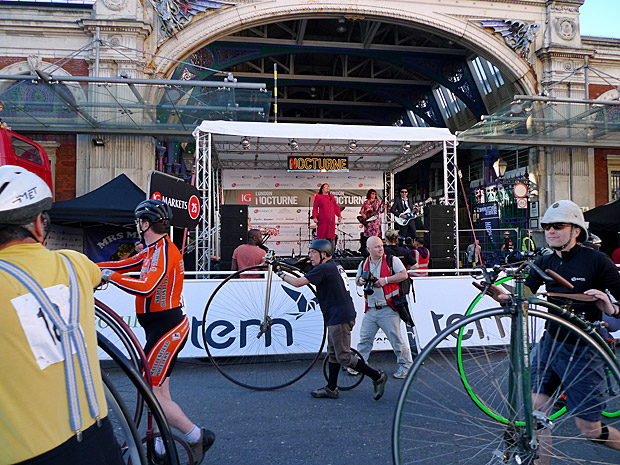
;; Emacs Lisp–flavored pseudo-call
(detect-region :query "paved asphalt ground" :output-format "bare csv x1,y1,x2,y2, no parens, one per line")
137,351,402,465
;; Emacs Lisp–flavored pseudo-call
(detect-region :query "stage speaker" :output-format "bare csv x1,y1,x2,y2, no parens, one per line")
424,205,455,260
430,258,456,275
220,205,249,270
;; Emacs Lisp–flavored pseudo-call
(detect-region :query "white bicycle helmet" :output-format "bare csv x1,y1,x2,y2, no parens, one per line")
541,200,588,242
0,165,52,225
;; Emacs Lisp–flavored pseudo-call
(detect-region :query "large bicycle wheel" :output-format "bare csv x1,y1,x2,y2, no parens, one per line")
202,263,326,390
463,284,620,420
103,373,147,465
322,347,366,391
96,304,146,427
392,306,620,465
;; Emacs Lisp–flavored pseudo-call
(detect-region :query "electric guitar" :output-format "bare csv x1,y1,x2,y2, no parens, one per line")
357,211,378,226
394,198,432,227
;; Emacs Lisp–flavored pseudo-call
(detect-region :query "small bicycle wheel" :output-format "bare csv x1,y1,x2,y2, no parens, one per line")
202,263,326,390
321,347,366,391
393,306,620,465
143,434,194,465
103,373,147,465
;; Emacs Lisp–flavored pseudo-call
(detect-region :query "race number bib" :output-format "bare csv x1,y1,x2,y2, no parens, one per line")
11,284,77,370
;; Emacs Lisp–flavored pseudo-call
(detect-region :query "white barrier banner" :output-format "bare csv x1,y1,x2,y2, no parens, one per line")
96,276,402,359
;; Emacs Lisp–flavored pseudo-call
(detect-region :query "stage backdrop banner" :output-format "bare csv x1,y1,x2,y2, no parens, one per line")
222,170,386,255
96,276,405,359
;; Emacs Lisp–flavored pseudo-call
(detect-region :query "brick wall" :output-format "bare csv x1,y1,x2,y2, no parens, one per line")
589,84,615,100
28,133,77,201
0,57,88,76
594,148,620,206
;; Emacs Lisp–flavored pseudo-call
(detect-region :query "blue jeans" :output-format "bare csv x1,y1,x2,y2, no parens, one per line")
357,305,412,370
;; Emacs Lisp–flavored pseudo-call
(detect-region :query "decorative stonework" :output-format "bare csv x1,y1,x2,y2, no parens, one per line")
562,61,574,72
103,0,128,11
149,0,231,40
555,17,577,41
478,19,540,64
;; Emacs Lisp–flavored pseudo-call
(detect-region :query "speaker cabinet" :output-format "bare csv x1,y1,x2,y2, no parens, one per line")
424,205,455,260
430,258,456,270
220,205,249,270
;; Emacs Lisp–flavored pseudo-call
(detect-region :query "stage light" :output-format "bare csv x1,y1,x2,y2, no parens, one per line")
92,137,105,147
348,140,357,151
240,137,250,149
289,139,299,150
402,141,411,153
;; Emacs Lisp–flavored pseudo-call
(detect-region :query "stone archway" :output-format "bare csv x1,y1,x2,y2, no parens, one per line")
151,1,539,97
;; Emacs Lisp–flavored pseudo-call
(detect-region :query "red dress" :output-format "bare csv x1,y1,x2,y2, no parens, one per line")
312,194,341,240
360,199,384,237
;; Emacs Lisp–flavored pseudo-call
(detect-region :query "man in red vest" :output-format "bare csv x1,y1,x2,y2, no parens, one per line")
411,236,430,277
355,236,413,379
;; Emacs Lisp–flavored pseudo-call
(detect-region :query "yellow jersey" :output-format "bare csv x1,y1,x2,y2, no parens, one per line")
0,243,106,464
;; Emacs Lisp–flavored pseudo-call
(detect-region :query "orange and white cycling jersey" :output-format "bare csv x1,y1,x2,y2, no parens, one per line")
98,235,184,314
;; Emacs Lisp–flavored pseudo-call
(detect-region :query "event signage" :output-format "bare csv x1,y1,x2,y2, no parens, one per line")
287,156,348,172
478,202,500,251
147,170,201,228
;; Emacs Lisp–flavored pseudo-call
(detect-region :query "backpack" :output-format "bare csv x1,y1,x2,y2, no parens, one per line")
385,253,415,303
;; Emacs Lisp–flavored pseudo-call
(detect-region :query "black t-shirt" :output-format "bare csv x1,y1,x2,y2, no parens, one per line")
384,244,417,269
525,244,620,342
304,259,357,326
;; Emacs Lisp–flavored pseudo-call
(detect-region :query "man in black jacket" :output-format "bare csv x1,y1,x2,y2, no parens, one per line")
390,187,417,243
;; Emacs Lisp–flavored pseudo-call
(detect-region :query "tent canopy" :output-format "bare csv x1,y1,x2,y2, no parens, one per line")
584,199,620,232
50,174,146,225
193,121,456,172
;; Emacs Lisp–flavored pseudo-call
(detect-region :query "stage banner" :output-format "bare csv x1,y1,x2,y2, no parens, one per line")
222,170,386,255
84,226,140,263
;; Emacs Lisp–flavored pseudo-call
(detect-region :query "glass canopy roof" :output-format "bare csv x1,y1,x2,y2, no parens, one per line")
458,97,620,148
0,75,271,135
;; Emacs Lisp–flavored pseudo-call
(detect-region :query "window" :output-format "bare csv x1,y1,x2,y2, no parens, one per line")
472,57,492,94
611,170,620,201
12,137,43,165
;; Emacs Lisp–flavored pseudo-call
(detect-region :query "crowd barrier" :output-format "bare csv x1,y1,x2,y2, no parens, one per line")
96,268,504,359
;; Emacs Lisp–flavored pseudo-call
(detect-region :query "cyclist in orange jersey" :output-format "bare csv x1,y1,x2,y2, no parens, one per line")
99,199,214,464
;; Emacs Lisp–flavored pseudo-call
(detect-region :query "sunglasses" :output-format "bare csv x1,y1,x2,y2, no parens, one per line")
542,223,570,231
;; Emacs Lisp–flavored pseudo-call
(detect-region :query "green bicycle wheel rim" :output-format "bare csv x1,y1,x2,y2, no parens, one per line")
457,276,569,426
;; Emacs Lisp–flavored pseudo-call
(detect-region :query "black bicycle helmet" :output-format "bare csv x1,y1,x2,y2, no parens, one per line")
309,239,333,257
134,199,172,225
0,165,52,225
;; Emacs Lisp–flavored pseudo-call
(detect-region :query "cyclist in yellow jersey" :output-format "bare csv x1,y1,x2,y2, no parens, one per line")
0,166,123,465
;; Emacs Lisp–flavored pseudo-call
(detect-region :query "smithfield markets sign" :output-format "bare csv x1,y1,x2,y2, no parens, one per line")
287,156,348,172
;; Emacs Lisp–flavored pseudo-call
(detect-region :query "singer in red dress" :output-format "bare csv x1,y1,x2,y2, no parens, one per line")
312,183,342,242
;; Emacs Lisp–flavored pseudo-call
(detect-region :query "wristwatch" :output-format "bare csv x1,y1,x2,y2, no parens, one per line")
101,269,114,283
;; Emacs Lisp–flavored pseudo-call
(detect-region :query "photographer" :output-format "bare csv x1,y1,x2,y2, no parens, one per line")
355,236,413,379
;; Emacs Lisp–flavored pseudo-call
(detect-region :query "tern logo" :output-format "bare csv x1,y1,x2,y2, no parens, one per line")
281,286,320,319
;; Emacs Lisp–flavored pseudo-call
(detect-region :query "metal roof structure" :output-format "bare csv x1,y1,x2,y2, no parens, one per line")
458,95,620,149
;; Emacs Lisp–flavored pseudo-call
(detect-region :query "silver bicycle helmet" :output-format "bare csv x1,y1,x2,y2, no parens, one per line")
134,199,173,225
541,200,588,242
309,239,333,257
0,165,52,225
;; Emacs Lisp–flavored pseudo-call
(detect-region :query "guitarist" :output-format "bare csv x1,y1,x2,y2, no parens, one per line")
358,189,384,253
390,187,417,245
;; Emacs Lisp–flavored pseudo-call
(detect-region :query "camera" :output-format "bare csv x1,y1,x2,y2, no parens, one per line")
361,270,377,295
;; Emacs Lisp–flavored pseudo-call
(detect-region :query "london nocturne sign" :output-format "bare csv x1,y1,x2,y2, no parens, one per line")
287,156,348,172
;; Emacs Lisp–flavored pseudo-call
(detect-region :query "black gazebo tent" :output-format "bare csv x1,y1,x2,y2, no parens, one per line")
584,199,620,255
50,174,145,225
